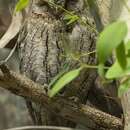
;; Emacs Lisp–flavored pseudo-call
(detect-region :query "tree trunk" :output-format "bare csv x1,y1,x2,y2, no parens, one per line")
17,0,122,129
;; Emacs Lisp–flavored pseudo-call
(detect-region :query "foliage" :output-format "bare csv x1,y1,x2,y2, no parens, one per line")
63,13,79,25
15,0,29,12
97,21,127,77
97,21,127,66
96,21,130,97
48,67,83,97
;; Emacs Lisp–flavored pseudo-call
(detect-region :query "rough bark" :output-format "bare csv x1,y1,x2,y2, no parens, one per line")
16,0,123,129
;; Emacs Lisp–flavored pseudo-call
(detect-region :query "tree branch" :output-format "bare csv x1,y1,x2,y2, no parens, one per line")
0,65,123,130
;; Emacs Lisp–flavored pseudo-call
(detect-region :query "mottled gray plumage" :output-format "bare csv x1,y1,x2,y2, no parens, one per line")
18,0,97,126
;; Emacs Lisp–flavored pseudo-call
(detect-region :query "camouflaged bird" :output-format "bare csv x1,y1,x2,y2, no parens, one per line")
18,0,97,126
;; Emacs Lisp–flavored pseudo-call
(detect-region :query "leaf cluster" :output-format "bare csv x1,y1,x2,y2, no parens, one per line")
97,21,130,97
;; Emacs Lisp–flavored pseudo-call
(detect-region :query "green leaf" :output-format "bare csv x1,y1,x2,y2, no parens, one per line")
125,40,130,57
64,14,79,25
48,67,83,97
125,40,130,51
106,58,130,79
116,42,127,69
15,0,29,12
49,63,69,88
118,80,130,97
67,15,79,25
97,21,127,64
64,14,74,20
127,50,130,57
